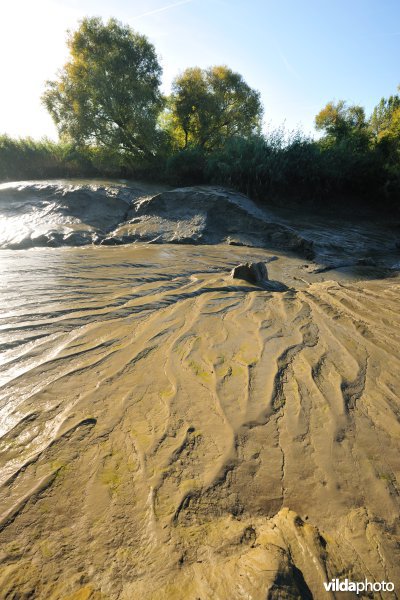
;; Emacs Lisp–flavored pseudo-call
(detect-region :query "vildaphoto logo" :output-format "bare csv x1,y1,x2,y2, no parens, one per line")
323,578,395,594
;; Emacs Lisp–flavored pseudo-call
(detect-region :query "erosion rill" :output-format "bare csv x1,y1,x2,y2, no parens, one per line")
0,182,399,599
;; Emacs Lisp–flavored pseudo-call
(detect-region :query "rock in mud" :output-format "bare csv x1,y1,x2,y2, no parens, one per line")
231,261,269,284
231,261,289,291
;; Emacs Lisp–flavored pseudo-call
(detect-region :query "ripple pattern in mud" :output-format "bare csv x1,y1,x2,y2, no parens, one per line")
0,244,399,599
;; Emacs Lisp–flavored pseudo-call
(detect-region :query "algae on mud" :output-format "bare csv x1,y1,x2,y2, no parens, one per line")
0,182,399,599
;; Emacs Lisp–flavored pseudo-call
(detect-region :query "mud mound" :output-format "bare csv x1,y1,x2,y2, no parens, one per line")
2,181,400,275
104,186,314,258
0,183,314,258
0,181,150,249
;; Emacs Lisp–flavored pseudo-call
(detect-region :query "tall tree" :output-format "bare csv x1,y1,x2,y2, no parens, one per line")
167,66,263,150
315,100,372,153
368,87,400,168
42,17,163,160
315,101,367,139
370,89,400,141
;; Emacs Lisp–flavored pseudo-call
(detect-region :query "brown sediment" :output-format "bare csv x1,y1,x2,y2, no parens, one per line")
0,241,399,599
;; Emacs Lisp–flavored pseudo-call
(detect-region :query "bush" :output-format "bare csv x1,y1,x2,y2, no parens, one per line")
0,136,97,180
165,147,207,185
205,131,399,210
1,129,399,213
205,132,325,202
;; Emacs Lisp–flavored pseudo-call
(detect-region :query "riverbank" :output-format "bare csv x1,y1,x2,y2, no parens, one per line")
0,184,399,599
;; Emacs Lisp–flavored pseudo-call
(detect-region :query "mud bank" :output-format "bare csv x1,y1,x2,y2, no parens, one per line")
0,241,399,599
0,182,314,259
2,181,399,273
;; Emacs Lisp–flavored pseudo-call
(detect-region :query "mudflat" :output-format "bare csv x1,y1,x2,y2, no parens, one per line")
0,183,399,599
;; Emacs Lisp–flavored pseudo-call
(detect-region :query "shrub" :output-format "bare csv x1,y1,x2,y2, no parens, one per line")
165,147,207,185
0,135,96,180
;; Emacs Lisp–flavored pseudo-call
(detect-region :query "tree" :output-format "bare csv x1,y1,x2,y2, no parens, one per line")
370,89,400,141
315,100,372,154
369,87,400,169
167,66,263,150
42,17,164,160
315,101,368,139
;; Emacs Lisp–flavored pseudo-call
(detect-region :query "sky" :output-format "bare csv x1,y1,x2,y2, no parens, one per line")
0,0,399,140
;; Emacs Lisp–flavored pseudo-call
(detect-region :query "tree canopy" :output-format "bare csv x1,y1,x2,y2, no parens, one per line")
167,66,263,150
315,101,368,139
42,17,163,160
370,90,400,141
315,93,400,157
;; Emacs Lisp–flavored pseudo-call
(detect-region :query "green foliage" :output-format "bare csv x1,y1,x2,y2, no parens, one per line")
315,101,366,137
165,147,207,184
369,90,400,180
167,66,263,150
0,135,85,180
205,133,316,200
0,136,129,181
42,17,163,161
204,131,335,201
315,100,371,153
2,15,400,213
370,91,400,139
204,129,395,206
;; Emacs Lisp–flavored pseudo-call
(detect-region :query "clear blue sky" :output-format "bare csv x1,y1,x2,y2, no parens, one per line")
1,0,399,139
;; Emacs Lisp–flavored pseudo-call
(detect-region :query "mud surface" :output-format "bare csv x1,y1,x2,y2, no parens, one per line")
0,182,400,599
2,181,399,271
